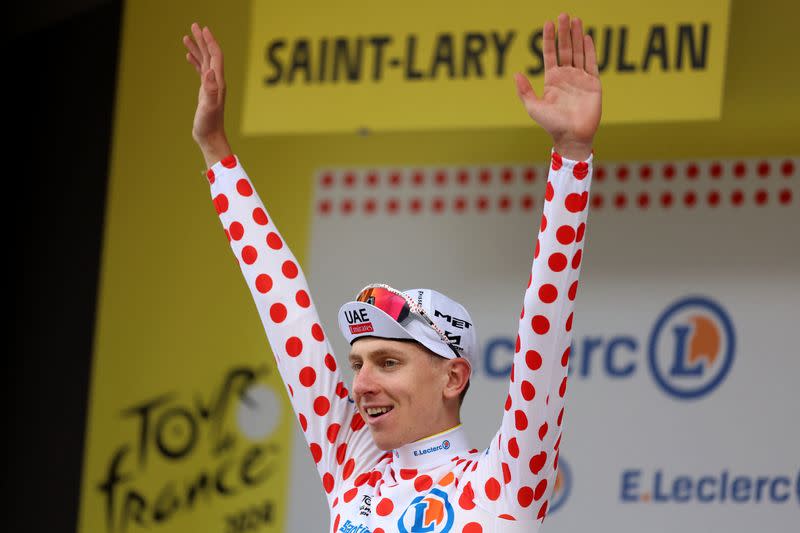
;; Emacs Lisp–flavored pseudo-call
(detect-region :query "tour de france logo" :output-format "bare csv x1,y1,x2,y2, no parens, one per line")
549,458,572,515
648,296,735,400
397,488,455,533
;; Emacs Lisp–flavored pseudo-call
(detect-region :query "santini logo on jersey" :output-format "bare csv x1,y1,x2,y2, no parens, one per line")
413,440,451,457
345,308,374,335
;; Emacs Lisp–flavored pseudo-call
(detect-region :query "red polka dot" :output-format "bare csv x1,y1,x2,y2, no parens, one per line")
531,315,550,335
252,207,268,225
228,222,244,241
335,382,348,398
224,229,230,242
363,198,377,214
731,190,744,206
781,160,795,177
545,181,554,202
213,194,229,214
557,407,565,426
299,366,316,387
566,313,574,333
568,281,578,300
459,483,476,510
591,194,603,209
485,477,501,500
755,189,768,205
556,225,575,244
374,529,385,533
684,191,697,207
551,152,562,170
325,423,339,444
314,396,330,416
529,451,547,474
412,171,425,186
518,486,534,507
734,162,746,177
537,500,548,520
501,167,514,183
376,498,394,516
637,192,650,208
576,223,586,242
270,303,287,323
400,468,418,480
312,323,325,341
414,475,433,492
350,412,365,431
710,162,722,178
325,353,337,372
476,196,489,212
298,413,307,432
524,167,537,182
548,253,567,272
526,350,542,370
520,194,534,211
687,163,699,179
534,239,540,259
565,192,588,212
572,249,582,269
616,166,629,181
534,479,548,500
310,443,322,463
410,198,422,213
344,488,358,503
320,173,333,187
323,472,334,493
595,166,606,181
206,168,215,184
336,443,347,465
538,421,549,440
453,196,467,213
498,196,512,211
434,170,447,186
573,162,589,180
236,179,253,196
540,214,547,232
707,190,720,207
639,165,652,180
515,410,528,430
343,458,355,480
432,197,446,213
660,191,674,208
663,164,675,179
266,232,283,250
504,394,512,411
457,169,469,185
241,246,257,265
479,169,491,185
286,337,303,357
255,274,273,293
296,289,310,307
538,284,557,303
508,438,519,458
559,376,568,397
614,192,627,209
779,188,792,205
281,260,298,279
344,172,356,187
521,380,536,401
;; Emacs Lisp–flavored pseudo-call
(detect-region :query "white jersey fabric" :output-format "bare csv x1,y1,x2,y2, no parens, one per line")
205,150,593,533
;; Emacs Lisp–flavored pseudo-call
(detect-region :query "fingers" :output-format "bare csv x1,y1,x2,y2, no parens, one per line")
182,35,202,69
542,20,557,71
584,35,599,76
557,13,572,67
191,23,210,71
203,26,225,83
571,18,585,69
514,72,542,118
186,52,201,74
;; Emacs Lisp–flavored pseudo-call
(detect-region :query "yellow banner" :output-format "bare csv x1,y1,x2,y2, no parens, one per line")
242,0,730,134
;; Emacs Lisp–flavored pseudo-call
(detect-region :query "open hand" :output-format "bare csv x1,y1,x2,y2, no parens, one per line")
183,23,231,165
514,14,602,160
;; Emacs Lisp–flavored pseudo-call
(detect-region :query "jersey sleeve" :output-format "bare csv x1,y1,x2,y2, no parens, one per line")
206,155,379,503
475,150,592,521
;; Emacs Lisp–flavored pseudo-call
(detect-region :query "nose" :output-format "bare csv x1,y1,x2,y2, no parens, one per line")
352,362,380,400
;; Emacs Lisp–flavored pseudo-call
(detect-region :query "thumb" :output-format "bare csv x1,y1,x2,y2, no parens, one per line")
514,72,542,115
203,68,219,97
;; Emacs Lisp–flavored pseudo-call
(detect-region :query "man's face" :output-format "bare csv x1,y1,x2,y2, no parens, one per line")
349,337,450,451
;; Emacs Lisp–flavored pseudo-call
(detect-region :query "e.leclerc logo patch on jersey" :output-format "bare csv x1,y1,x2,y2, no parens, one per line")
398,488,455,533
648,296,735,400
413,440,451,457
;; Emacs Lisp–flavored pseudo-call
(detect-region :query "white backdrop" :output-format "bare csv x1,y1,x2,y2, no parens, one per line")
286,156,799,532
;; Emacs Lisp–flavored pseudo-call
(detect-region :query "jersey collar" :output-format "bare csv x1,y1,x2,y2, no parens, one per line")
392,424,471,470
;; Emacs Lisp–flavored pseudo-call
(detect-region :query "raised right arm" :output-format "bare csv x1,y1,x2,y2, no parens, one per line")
183,24,380,503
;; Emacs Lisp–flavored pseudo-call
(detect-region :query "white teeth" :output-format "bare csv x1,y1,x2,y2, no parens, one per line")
366,406,393,415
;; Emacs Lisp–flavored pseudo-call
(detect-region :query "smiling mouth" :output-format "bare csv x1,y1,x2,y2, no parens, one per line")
365,406,394,418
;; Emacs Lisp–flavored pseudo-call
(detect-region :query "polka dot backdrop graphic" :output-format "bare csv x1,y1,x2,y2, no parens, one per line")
314,157,797,216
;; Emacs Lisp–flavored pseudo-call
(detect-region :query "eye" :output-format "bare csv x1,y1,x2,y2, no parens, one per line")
384,360,398,368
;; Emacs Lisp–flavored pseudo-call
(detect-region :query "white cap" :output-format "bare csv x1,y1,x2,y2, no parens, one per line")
338,287,477,375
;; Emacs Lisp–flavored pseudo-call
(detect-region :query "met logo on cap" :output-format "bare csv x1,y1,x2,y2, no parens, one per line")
345,308,374,335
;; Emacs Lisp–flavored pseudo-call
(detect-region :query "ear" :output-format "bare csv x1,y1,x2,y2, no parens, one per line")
442,358,471,401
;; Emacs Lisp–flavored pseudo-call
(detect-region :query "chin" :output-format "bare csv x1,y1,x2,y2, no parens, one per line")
370,430,401,451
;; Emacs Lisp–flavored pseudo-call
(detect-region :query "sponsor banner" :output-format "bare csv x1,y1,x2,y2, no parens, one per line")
297,156,799,531
242,0,731,134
